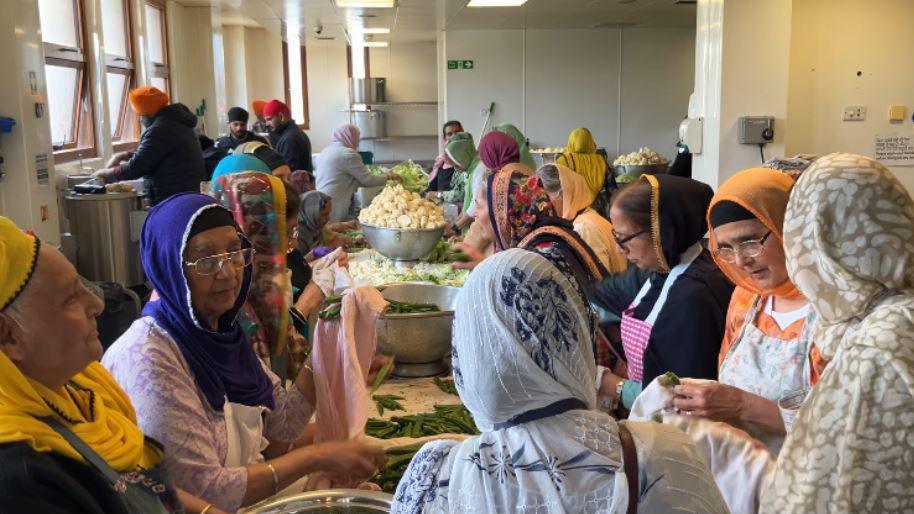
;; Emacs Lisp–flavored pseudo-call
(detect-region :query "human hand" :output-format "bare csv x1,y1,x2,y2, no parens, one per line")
672,382,744,422
451,242,483,270
92,168,117,181
386,173,403,182
308,440,387,481
337,252,350,269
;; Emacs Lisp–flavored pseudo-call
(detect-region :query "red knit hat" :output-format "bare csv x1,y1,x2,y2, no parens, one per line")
262,99,290,118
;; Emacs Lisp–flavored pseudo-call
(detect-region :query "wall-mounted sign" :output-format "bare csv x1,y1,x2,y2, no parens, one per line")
35,153,49,185
447,60,474,70
875,132,914,167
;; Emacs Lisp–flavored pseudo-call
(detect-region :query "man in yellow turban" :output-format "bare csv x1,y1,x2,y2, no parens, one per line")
0,216,224,513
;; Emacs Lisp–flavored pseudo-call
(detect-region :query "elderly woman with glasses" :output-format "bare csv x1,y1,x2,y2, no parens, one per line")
588,175,733,411
102,194,385,513
668,168,826,452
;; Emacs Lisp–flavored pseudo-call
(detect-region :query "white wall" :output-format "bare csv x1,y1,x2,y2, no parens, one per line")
243,27,285,106
306,43,350,152
222,25,248,113
443,27,696,162
785,0,914,193
166,2,219,137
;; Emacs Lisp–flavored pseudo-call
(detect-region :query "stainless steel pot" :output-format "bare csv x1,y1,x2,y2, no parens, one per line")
243,489,392,513
376,283,461,377
353,110,386,139
361,224,443,262
352,77,387,104
613,163,669,178
65,191,146,286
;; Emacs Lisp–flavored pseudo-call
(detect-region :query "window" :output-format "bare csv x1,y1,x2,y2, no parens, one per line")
102,0,139,147
281,41,310,129
38,0,97,160
144,1,170,95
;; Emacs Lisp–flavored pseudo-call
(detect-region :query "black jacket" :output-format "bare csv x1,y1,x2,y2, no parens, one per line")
214,131,268,151
0,442,132,514
118,103,206,206
269,120,313,172
587,251,733,385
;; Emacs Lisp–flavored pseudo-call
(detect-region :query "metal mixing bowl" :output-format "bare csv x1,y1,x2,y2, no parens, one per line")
376,283,460,377
361,224,444,261
613,163,669,179
242,489,392,513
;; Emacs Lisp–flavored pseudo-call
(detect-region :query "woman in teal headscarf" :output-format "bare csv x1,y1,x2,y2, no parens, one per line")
495,123,536,170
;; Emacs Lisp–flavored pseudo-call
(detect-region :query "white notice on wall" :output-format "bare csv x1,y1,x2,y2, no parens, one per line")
874,132,914,166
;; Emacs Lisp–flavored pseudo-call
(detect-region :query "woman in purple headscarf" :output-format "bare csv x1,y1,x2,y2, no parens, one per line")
101,193,385,512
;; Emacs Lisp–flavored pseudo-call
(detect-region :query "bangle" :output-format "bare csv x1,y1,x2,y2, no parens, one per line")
200,504,215,514
267,462,280,494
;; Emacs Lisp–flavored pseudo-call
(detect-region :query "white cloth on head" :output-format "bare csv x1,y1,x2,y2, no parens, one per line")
391,249,729,514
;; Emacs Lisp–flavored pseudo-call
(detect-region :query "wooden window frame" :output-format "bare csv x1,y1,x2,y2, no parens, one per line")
144,0,171,95
106,0,139,149
43,0,98,162
281,41,310,130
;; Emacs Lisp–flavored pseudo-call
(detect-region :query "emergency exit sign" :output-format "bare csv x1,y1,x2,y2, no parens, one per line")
448,60,474,70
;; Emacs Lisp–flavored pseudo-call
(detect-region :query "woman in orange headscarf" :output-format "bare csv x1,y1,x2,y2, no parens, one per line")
671,167,825,450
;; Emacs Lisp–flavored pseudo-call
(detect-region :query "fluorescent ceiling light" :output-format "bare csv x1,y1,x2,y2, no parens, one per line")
362,41,389,47
336,0,395,7
467,0,528,6
355,27,390,34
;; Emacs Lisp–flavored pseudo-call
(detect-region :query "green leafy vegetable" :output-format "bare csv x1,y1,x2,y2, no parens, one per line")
663,371,681,387
364,404,479,440
374,394,406,415
434,377,458,395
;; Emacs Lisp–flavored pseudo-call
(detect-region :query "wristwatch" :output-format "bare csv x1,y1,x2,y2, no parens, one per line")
615,378,626,400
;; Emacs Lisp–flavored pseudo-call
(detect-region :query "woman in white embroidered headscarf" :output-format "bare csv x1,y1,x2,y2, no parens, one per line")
391,248,729,514
760,153,914,513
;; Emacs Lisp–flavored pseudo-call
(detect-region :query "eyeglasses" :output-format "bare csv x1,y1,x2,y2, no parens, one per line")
184,248,255,275
713,231,773,263
612,229,648,248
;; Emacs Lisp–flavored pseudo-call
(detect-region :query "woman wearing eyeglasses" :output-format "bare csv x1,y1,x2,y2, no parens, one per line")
670,168,825,450
101,193,385,513
588,174,733,411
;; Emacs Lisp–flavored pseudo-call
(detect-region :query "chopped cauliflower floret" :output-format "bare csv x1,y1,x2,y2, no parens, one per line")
358,184,447,230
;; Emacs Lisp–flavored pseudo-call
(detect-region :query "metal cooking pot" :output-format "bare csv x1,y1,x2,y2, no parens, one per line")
352,78,387,104
377,283,460,377
242,489,392,513
613,163,669,178
361,224,443,262
353,110,386,139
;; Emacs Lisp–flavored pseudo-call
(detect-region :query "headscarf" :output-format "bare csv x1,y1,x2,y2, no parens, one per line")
298,191,331,255
234,141,269,155
0,217,160,471
486,169,556,252
631,174,714,273
477,131,520,172
140,193,275,411
332,124,361,151
212,172,291,359
762,154,914,513
446,133,481,212
211,154,271,184
707,167,799,297
556,128,606,194
494,123,536,170
555,163,596,219
128,86,169,117
783,152,914,358
392,249,627,513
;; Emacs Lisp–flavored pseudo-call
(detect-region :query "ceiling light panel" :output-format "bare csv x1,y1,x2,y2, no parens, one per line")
336,0,395,8
467,0,528,7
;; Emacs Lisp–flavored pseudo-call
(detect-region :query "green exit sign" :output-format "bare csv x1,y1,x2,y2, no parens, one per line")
447,60,474,70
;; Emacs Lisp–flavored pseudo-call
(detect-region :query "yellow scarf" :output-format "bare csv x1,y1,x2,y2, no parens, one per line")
556,128,607,194
0,353,161,471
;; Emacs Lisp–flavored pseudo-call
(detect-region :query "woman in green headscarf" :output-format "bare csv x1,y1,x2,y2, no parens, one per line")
495,123,536,170
556,127,607,195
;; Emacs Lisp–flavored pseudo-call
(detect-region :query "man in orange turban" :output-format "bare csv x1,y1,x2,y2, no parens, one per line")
93,86,205,205
250,100,268,134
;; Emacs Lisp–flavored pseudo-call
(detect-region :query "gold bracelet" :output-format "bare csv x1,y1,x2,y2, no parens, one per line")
200,504,215,514
267,462,280,494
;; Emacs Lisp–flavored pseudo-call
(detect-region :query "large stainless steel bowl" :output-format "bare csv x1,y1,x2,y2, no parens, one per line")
361,224,444,261
377,283,460,377
613,163,669,178
243,489,392,513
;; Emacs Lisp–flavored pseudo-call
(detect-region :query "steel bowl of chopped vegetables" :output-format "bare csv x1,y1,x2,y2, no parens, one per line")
361,224,444,262
376,283,460,377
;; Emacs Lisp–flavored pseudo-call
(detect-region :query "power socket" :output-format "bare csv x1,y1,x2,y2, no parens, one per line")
843,106,867,121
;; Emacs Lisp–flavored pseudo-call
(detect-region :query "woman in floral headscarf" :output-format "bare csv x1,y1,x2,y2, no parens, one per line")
760,153,914,514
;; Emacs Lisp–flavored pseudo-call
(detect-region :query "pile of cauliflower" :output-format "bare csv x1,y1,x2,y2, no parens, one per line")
359,184,446,230
613,146,667,166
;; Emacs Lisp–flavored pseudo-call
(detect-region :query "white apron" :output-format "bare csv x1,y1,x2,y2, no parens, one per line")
718,295,814,453
223,399,269,468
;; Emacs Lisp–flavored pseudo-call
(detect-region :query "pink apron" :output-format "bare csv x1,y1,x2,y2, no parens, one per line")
621,243,702,383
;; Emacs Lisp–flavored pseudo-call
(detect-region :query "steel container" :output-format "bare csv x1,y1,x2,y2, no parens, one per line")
361,224,443,262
